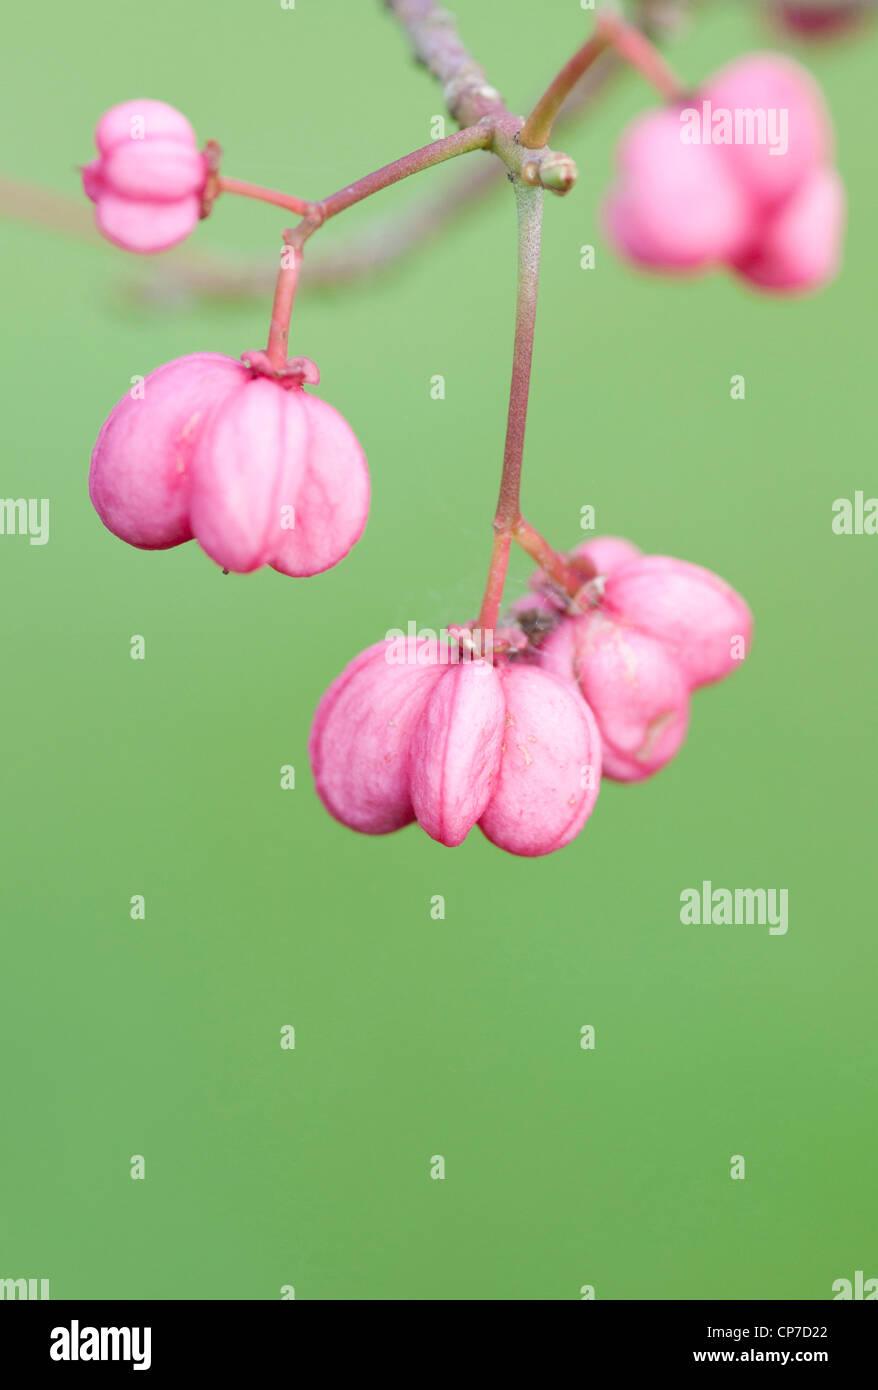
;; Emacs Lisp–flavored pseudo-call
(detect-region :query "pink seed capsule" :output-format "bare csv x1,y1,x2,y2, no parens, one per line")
82,99,207,253
478,664,602,857
267,393,370,578
309,639,447,835
187,376,306,574
540,611,690,782
89,353,247,549
90,353,369,577
699,54,832,210
731,165,845,293
309,638,604,856
408,659,506,847
603,106,754,272
603,54,844,295
601,555,753,690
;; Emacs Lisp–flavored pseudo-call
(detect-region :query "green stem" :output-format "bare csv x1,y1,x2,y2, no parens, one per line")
519,31,611,150
478,182,543,632
295,125,492,246
519,10,684,151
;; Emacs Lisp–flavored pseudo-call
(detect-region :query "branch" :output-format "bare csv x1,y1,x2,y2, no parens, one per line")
131,30,623,305
384,0,505,124
0,1,685,303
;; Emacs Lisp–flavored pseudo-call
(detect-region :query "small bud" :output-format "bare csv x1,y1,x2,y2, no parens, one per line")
538,152,578,194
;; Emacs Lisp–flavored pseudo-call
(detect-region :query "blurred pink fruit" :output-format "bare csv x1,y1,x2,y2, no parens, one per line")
603,53,845,293
82,99,208,254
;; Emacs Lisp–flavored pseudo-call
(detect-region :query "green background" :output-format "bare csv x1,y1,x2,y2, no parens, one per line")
1,0,875,1300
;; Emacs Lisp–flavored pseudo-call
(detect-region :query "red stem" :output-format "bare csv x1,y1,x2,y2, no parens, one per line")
219,126,490,249
519,10,683,150
512,518,589,598
478,182,543,632
598,11,684,101
479,532,513,633
218,176,315,218
266,241,303,371
312,124,492,228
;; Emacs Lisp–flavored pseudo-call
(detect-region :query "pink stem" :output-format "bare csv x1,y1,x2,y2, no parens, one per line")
478,182,543,632
478,531,514,634
266,241,303,371
599,10,684,101
312,124,492,229
512,518,590,597
519,10,684,149
220,125,490,236
218,176,315,218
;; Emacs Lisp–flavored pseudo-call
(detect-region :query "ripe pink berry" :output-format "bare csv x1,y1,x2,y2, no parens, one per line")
477,663,601,856
89,353,245,549
309,639,446,835
528,539,751,781
189,373,369,576
309,644,602,856
539,610,690,782
600,555,753,690
90,352,370,576
408,660,506,847
82,100,207,254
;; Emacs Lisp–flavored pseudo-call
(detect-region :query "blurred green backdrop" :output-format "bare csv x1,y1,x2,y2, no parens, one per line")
1,0,875,1301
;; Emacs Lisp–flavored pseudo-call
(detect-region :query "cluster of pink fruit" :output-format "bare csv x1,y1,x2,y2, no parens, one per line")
604,54,844,291
310,539,751,857
83,35,842,856
86,99,371,578
90,349,368,577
